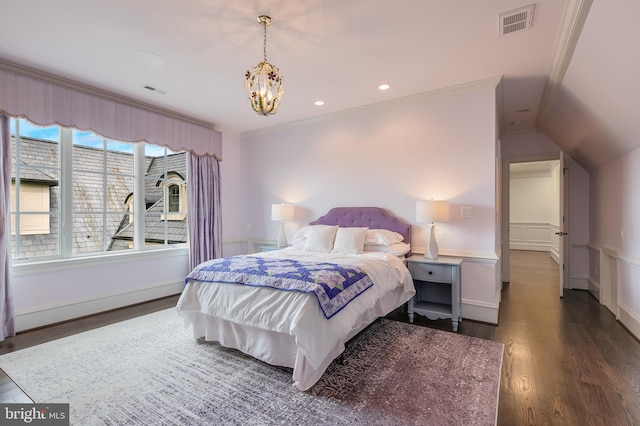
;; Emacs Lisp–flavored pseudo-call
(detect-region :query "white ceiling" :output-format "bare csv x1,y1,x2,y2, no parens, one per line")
1,0,637,171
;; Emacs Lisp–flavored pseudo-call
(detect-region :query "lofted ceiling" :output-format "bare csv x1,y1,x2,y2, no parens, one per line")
1,0,637,171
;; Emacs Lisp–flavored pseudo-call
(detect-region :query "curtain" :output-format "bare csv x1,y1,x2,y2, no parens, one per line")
0,115,16,341
187,153,222,270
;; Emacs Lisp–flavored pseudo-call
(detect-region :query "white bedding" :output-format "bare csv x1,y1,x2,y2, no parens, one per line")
176,247,415,390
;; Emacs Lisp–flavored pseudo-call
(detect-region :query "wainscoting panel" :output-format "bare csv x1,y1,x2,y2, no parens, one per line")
587,245,601,300
510,222,554,252
617,253,640,339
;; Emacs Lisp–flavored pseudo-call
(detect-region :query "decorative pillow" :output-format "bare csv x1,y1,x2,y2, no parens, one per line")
303,225,339,253
291,226,310,249
364,229,404,246
331,227,369,254
364,242,411,257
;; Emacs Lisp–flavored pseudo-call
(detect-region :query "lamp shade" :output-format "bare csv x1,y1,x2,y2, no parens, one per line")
416,200,450,223
271,203,294,222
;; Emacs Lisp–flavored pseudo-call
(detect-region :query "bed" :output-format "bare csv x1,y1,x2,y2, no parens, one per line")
176,207,415,391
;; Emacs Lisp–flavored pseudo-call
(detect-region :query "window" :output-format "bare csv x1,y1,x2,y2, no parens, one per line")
10,120,60,259
10,182,52,235
72,129,135,254
168,185,180,213
9,118,188,262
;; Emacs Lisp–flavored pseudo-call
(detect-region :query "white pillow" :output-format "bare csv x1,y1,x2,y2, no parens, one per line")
303,225,339,253
364,229,404,246
291,226,310,249
331,227,368,254
364,242,411,257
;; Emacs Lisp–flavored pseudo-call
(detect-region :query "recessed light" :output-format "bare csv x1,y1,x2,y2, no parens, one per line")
314,100,324,106
378,84,390,91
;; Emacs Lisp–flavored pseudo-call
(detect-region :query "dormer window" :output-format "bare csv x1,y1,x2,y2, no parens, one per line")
157,172,186,221
168,184,180,213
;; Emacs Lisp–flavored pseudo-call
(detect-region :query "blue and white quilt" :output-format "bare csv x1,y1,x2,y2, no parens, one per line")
185,255,374,319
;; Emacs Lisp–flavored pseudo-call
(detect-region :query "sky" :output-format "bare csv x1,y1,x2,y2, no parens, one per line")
11,118,171,157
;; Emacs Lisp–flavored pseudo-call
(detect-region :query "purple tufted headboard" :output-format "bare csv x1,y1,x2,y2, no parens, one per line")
309,207,411,248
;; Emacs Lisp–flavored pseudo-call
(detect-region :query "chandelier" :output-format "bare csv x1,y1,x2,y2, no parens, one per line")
244,15,284,116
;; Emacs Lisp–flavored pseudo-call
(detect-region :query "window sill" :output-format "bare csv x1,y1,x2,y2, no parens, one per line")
12,246,189,276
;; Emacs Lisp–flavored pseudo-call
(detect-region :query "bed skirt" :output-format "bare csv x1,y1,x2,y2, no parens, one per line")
178,285,413,391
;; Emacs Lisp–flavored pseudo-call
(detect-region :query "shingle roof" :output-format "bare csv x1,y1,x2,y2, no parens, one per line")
111,197,187,244
11,136,59,184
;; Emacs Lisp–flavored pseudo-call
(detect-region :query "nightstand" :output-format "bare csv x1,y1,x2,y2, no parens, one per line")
406,255,463,332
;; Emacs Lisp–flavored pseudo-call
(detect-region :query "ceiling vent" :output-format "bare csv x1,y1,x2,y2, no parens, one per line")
141,84,166,95
499,4,535,36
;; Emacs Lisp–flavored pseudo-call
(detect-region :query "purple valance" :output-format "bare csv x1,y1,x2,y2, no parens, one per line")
0,60,221,159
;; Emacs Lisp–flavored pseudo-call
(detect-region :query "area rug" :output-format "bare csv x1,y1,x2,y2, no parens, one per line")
0,309,503,425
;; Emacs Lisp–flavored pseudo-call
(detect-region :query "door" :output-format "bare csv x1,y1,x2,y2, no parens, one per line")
557,152,571,298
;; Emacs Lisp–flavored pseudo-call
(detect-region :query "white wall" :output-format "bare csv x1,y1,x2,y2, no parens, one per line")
510,168,555,223
218,129,246,257
238,78,502,323
591,146,640,338
12,249,188,331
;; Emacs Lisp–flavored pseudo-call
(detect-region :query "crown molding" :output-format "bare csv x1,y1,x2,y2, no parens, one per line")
535,0,593,129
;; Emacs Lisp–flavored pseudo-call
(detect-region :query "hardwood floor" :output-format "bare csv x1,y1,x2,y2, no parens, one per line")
494,251,640,425
2,250,640,425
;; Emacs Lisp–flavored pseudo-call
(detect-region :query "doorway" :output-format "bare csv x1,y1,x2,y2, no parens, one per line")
501,155,566,295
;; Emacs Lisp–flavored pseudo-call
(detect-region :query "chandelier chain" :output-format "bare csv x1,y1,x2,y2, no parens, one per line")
263,23,268,61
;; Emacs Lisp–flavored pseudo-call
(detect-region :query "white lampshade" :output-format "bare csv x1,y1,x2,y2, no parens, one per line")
271,204,295,222
416,200,450,223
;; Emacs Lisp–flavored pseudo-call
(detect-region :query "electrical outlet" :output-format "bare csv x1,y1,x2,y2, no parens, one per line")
461,206,472,218
436,231,444,242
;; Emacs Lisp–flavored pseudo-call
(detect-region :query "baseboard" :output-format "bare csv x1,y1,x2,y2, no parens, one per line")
570,278,588,290
510,244,550,252
462,299,499,325
587,277,600,301
15,281,184,332
618,303,640,341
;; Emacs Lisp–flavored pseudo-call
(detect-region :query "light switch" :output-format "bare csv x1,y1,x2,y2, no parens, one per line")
461,206,472,218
